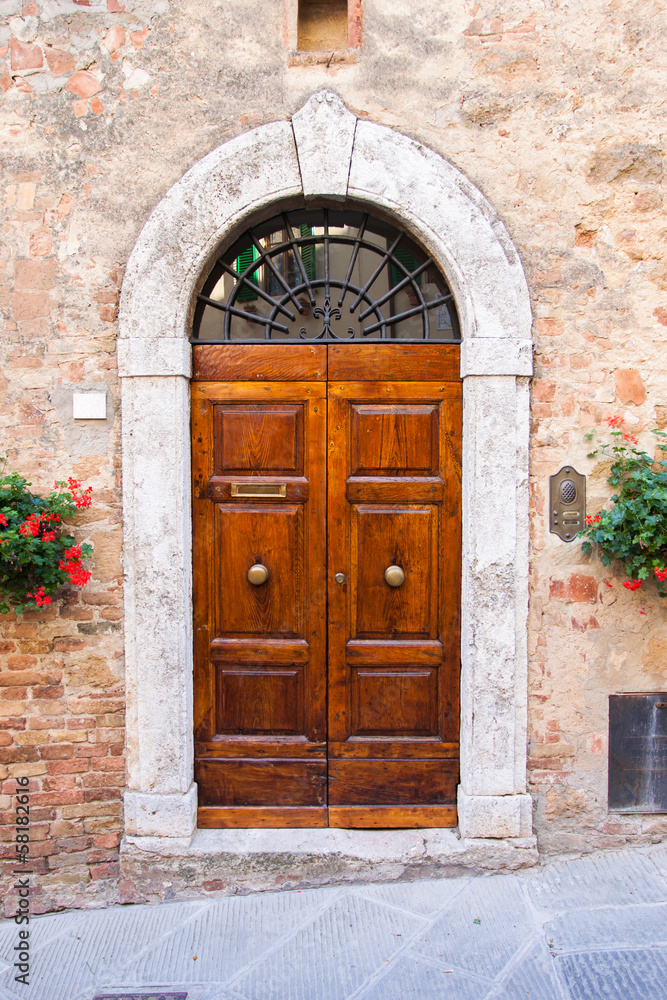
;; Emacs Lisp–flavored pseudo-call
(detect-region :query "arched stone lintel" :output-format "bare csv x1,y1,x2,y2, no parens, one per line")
118,91,534,847
118,91,532,371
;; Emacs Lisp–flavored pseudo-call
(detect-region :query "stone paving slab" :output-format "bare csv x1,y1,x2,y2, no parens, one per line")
555,946,667,1000
525,849,666,914
356,953,492,1000
410,876,535,979
0,844,665,1000
647,842,667,876
545,901,667,951
0,908,82,971
351,875,470,917
109,890,336,992
228,893,427,1000
486,938,562,1000
0,901,212,1000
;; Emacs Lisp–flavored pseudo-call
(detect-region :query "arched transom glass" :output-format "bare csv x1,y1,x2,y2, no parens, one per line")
192,206,460,343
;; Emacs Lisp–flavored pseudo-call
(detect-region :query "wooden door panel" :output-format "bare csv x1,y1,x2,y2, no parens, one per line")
193,379,326,828
196,759,327,807
345,639,444,666
346,479,444,503
193,343,327,382
214,404,304,474
216,667,303,734
327,741,458,760
328,379,461,828
209,638,309,664
327,344,459,382
351,404,438,476
351,505,437,639
328,806,456,829
328,759,458,804
214,504,302,636
351,667,438,737
198,807,328,829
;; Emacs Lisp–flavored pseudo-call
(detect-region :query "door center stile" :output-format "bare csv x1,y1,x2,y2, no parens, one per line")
192,343,461,829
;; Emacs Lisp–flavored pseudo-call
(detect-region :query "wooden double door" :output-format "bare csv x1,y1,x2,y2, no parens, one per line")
192,343,462,828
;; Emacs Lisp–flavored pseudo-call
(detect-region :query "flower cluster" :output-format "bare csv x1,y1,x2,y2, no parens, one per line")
604,415,638,445
26,586,51,607
58,545,92,588
580,420,667,598
0,460,94,614
56,478,93,510
17,511,60,540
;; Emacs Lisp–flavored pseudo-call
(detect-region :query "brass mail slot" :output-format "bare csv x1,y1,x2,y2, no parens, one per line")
230,483,287,498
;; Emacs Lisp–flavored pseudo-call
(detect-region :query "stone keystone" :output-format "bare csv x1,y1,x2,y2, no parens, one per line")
292,90,357,201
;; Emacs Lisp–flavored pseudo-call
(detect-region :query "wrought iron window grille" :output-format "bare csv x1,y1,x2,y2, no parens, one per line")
192,207,461,344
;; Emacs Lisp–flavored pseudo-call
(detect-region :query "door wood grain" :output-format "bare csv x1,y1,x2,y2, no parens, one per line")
327,380,461,828
192,345,461,829
192,379,327,828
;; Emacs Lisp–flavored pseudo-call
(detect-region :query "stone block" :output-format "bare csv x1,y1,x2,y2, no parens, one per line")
65,70,101,99
458,790,533,839
44,47,75,75
10,36,42,70
124,784,197,837
292,91,357,201
615,369,647,405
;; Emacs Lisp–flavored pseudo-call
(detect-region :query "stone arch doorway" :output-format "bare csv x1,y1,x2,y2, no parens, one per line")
118,91,534,846
191,201,463,829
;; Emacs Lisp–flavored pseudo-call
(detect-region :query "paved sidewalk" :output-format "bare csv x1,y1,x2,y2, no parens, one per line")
1,843,666,1000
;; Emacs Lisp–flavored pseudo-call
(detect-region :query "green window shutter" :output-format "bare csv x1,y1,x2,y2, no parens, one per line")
299,225,316,282
236,246,259,302
390,247,421,290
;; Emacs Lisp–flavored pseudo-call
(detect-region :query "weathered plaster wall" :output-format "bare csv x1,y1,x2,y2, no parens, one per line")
1,0,666,909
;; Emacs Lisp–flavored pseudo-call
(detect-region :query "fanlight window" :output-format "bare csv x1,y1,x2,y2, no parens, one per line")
192,206,460,343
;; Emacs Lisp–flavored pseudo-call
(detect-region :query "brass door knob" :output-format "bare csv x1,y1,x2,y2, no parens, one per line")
247,563,269,585
384,565,405,588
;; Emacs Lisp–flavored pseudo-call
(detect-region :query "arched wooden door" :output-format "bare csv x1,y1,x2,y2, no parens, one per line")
192,342,462,829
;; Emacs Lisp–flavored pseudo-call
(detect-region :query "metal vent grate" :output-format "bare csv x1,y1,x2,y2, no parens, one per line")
192,206,460,344
560,480,577,504
609,694,667,813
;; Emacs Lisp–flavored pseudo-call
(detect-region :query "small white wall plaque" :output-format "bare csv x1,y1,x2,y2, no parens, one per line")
72,392,107,420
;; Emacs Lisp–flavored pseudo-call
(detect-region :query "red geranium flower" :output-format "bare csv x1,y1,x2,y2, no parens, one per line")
58,544,91,587
73,486,93,509
623,579,642,591
26,587,51,608
19,514,41,537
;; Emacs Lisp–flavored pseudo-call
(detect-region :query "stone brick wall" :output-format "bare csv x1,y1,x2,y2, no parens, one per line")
1,0,666,910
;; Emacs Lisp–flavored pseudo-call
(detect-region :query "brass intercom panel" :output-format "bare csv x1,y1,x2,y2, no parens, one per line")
549,466,586,542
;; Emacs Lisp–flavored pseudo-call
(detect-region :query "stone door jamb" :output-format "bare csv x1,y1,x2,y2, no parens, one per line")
118,91,534,844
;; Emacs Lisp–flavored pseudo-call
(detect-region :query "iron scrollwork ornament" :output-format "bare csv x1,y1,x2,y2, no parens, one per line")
299,297,355,341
